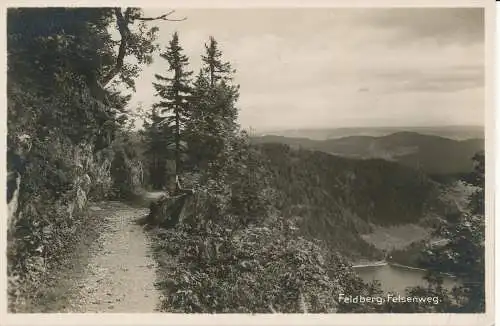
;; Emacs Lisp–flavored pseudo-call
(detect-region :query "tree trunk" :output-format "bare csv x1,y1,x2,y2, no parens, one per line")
210,63,214,87
175,108,181,185
166,159,177,194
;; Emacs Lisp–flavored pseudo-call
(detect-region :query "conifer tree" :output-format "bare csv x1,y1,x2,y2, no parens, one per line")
186,37,239,171
152,32,192,190
202,36,234,86
202,36,239,132
185,70,210,170
142,107,175,189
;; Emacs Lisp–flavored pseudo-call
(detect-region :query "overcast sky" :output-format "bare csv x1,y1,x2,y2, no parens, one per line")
128,8,484,132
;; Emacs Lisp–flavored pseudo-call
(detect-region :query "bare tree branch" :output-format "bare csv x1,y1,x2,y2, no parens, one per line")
101,8,185,89
102,7,131,88
101,8,186,90
136,10,187,22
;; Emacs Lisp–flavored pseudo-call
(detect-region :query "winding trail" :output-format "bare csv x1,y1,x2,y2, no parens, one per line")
65,200,162,313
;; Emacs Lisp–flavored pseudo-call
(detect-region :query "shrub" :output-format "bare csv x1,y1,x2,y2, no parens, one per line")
153,215,339,313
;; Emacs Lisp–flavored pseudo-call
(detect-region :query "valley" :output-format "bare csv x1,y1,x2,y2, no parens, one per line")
256,141,460,262
253,132,482,267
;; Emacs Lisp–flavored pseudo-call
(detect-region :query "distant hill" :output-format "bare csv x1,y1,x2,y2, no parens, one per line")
257,143,453,260
256,125,484,141
252,132,484,175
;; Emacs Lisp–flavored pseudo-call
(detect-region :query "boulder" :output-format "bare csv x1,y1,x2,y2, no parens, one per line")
147,192,195,228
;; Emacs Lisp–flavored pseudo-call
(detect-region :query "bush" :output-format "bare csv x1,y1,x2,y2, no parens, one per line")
153,215,339,313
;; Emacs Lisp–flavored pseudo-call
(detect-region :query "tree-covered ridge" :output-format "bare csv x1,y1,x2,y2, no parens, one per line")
252,132,484,176
259,143,444,224
251,143,448,260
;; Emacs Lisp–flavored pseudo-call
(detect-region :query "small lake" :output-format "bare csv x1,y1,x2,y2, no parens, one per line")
354,263,459,294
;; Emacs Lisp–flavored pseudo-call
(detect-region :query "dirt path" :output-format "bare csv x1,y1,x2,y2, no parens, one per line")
65,201,162,313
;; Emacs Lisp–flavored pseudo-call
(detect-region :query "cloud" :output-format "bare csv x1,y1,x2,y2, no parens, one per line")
128,8,485,131
373,65,484,93
361,8,484,45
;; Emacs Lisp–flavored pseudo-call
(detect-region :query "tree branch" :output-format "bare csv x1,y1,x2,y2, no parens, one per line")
136,10,187,22
102,7,131,88
101,8,186,89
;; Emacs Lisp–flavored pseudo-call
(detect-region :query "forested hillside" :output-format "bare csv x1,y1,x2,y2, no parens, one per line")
252,132,484,175
256,143,448,260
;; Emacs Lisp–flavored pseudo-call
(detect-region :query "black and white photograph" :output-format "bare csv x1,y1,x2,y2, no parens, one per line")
4,1,494,323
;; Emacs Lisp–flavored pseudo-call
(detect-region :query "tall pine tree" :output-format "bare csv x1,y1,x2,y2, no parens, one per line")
202,36,233,86
152,32,192,191
186,37,239,171
185,70,210,170
202,36,239,132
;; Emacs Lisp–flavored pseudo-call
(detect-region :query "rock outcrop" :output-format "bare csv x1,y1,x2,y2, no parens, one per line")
147,192,195,228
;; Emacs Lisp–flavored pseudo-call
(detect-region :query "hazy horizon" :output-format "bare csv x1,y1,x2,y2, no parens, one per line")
125,8,485,131
248,123,484,133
